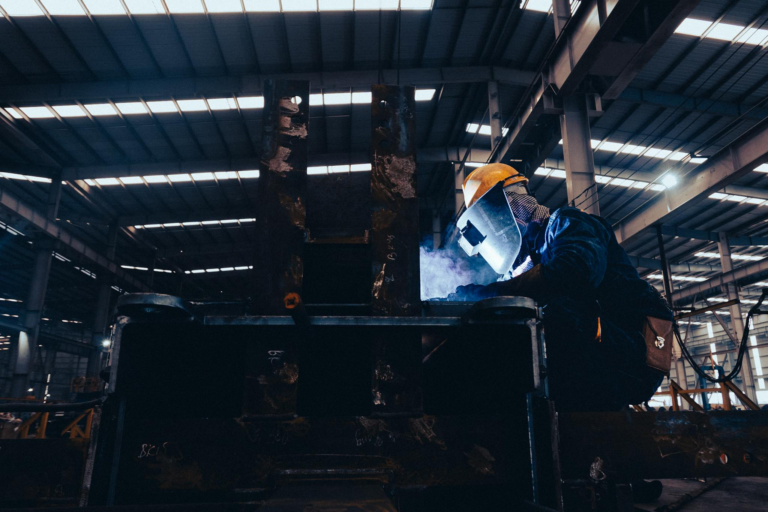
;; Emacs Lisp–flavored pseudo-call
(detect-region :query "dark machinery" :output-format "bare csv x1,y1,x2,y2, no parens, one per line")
1,82,767,511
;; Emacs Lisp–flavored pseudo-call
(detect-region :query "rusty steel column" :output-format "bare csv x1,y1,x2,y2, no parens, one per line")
254,80,309,313
371,85,420,316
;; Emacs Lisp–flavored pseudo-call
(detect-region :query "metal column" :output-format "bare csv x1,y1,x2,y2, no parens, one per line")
718,232,758,402
254,80,309,313
657,226,688,408
432,210,442,250
487,81,502,151
454,164,465,216
553,0,571,34
10,175,62,397
87,222,118,376
371,85,420,316
560,95,599,215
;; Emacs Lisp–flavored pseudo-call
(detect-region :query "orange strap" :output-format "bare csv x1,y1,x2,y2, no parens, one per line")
595,317,602,343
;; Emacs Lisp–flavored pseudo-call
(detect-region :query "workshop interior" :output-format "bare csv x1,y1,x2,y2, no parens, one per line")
1,0,768,510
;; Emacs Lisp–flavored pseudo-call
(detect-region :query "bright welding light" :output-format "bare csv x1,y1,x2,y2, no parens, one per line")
102,339,111,348
661,173,678,188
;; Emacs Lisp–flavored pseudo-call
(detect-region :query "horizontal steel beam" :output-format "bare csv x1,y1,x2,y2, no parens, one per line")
0,67,536,104
661,225,768,246
618,87,768,120
614,118,768,245
0,186,151,292
672,257,768,303
627,255,722,273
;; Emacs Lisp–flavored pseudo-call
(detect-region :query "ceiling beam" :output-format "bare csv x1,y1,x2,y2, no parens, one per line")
0,185,152,292
618,87,768,120
660,225,768,246
627,254,721,273
671,257,768,304
0,67,536,104
495,0,698,171
613,118,768,246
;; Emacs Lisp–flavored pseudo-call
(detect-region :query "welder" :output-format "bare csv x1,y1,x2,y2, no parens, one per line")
447,164,674,413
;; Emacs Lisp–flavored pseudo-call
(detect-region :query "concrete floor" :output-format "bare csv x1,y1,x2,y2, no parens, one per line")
635,477,768,511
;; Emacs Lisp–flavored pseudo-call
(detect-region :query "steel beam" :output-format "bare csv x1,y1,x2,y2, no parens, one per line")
0,186,151,292
0,67,536,104
660,225,768,246
671,257,768,303
87,222,118,377
371,85,420,316
614,118,768,245
487,81,503,150
561,94,599,215
618,87,768,120
254,80,309,313
626,255,721,273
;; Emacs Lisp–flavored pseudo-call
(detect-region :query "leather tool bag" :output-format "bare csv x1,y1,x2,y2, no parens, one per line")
644,317,674,373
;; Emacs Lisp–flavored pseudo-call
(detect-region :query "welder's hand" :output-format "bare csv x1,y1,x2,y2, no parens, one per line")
446,283,497,302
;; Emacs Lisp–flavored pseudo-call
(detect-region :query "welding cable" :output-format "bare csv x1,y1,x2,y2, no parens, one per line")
0,398,102,413
672,289,767,384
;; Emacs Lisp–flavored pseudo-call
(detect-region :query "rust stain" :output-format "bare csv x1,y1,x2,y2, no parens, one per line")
267,146,293,175
372,264,386,300
372,209,397,231
278,193,306,227
372,153,417,200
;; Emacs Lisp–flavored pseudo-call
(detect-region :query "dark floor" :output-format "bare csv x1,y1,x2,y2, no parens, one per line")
635,477,768,511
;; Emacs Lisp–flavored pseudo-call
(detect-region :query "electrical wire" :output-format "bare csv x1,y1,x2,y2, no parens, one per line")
673,288,767,384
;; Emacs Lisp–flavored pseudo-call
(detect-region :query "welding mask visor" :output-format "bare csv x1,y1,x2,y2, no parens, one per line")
457,181,522,275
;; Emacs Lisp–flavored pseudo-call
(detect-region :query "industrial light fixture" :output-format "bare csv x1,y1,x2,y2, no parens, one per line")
661,174,677,188
27,388,34,393
102,339,111,348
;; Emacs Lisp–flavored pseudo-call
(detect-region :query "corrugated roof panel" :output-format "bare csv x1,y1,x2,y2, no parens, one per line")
95,17,163,79
449,8,493,66
284,13,322,72
174,16,228,76
55,18,128,80
420,8,462,67
13,18,93,81
134,17,196,77
208,15,258,75
249,13,290,73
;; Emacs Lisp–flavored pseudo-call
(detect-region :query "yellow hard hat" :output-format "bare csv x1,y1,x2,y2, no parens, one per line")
462,163,528,208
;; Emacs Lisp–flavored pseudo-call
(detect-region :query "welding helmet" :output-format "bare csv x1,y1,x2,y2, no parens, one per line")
462,163,528,209
457,180,522,276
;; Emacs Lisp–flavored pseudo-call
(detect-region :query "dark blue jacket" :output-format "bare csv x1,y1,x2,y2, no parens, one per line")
521,207,672,326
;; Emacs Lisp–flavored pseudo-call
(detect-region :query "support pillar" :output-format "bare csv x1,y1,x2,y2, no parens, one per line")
487,81,502,152
10,175,61,397
87,222,118,377
718,232,758,402
553,0,571,35
560,95,599,215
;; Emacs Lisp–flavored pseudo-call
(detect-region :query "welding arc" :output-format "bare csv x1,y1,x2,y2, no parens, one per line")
673,290,767,384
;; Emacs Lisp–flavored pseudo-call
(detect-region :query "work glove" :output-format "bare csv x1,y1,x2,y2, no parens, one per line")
445,283,498,302
487,264,548,301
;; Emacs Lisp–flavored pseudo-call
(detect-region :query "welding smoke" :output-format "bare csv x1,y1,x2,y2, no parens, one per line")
419,239,499,300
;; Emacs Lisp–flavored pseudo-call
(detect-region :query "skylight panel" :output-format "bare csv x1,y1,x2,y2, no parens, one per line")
95,177,120,186
597,141,623,152
466,123,480,134
594,175,611,183
619,144,646,155
644,147,672,159
124,0,165,14
165,0,204,13
243,0,279,11
324,92,351,105
308,166,328,175
20,107,54,119
82,0,126,14
52,105,86,117
116,102,148,115
163,222,181,227
177,99,207,112
147,101,177,113
182,221,200,226
119,176,144,184
706,22,744,42
737,27,768,46
550,170,566,178
415,89,436,101
319,0,352,10
207,98,238,110
329,165,350,173
191,172,215,181
238,170,260,178
281,0,315,10
755,164,768,173
204,0,242,12
41,0,85,15
143,175,168,183
675,18,711,37
167,173,192,182
401,0,432,9
355,0,398,10
351,163,372,172
236,96,264,109
214,171,238,179
310,94,323,106
85,103,117,116
4,108,22,119
521,0,551,13
351,92,372,104
201,220,219,225
0,0,44,16
534,168,550,176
